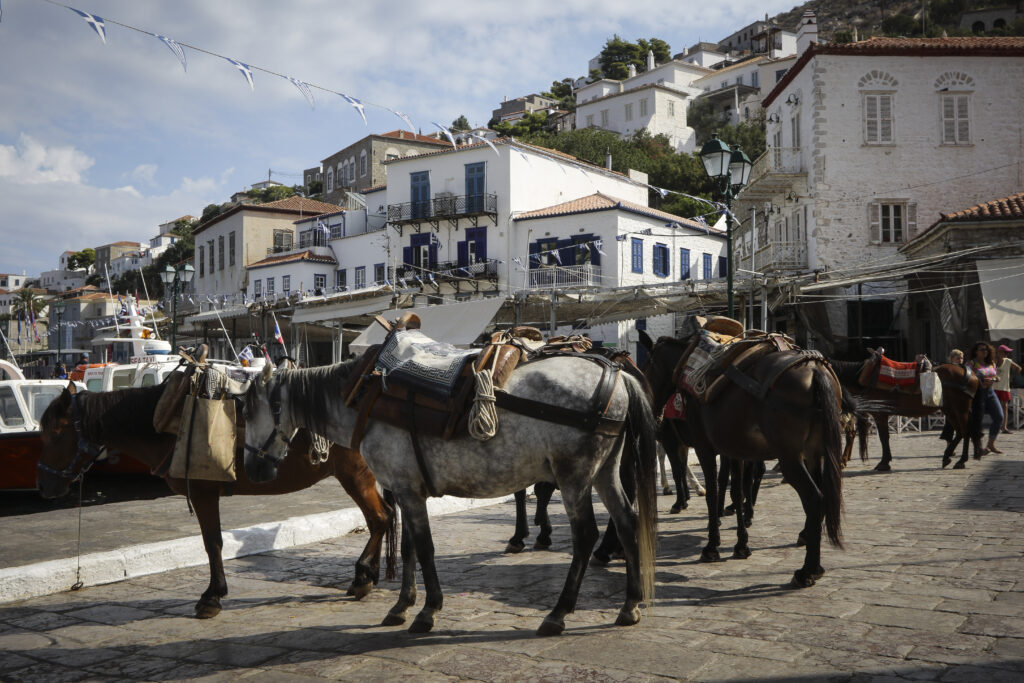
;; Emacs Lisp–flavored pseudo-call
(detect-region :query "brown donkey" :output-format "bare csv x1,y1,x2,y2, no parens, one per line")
37,382,396,618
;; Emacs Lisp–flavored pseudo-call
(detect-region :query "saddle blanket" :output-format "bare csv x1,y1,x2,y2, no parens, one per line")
679,331,722,397
663,392,686,420
877,356,917,387
375,329,477,401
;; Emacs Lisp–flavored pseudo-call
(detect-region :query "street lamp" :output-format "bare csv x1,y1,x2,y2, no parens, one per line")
700,133,753,320
52,299,66,372
160,263,195,352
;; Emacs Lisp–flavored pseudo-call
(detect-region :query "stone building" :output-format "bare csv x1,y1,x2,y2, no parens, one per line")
320,131,449,205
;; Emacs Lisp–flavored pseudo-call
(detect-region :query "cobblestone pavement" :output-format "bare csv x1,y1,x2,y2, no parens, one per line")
1,430,1022,681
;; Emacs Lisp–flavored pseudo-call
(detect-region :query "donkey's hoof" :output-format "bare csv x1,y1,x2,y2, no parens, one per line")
670,502,687,514
700,547,721,563
194,599,221,619
941,456,952,469
534,537,552,550
591,549,611,565
743,517,753,529
662,486,673,496
347,581,373,601
505,541,526,554
409,613,435,634
695,487,706,497
812,565,825,580
953,461,966,470
796,531,808,547
537,616,565,637
615,606,641,626
874,461,892,472
789,570,817,588
733,545,751,560
381,610,407,626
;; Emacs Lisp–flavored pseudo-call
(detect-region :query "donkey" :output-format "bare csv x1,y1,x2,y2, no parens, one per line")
240,353,658,636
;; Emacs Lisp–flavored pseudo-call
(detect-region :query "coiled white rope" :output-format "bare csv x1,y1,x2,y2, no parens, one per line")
468,366,498,441
309,432,332,465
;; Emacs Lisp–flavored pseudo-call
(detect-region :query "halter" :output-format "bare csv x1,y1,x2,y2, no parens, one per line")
243,380,294,465
37,392,106,483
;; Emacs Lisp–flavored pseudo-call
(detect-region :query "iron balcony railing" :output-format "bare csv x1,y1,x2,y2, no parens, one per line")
528,264,603,288
387,193,498,223
395,258,499,281
748,147,805,187
750,240,808,272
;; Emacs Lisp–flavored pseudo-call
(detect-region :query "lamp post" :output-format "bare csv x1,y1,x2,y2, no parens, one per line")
160,263,195,352
52,299,66,371
699,133,752,320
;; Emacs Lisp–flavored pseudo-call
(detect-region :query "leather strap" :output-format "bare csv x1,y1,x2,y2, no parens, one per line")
494,385,624,436
349,381,382,452
407,391,439,497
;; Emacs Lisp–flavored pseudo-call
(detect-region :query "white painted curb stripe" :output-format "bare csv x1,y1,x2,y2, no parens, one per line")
0,493,515,605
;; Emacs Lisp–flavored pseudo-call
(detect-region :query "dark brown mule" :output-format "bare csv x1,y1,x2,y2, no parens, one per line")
36,382,396,618
643,335,845,588
829,361,979,470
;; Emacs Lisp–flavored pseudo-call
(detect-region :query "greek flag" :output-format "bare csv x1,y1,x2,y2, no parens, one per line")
154,34,187,72
470,133,500,157
225,57,254,91
387,108,416,135
594,239,606,256
287,76,315,109
69,7,106,44
340,94,367,125
237,346,254,362
431,122,457,149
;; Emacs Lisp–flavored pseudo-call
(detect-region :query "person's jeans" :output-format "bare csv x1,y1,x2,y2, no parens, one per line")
982,388,1005,441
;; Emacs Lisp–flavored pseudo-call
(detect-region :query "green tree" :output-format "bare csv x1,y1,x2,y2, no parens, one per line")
200,203,225,224
687,99,767,161
66,248,95,272
450,115,471,131
492,111,550,137
637,38,672,65
542,78,577,111
2,289,49,328
599,34,642,80
832,30,854,44
250,184,295,203
881,13,920,36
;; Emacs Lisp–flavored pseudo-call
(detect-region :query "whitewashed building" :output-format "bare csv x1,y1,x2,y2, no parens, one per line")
735,35,1024,353
39,252,88,292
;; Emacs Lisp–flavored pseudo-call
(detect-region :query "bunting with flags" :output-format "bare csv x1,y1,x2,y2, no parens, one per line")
69,7,106,44
287,76,315,109
153,33,187,72
225,57,254,90
340,93,366,124
431,121,457,149
387,108,416,135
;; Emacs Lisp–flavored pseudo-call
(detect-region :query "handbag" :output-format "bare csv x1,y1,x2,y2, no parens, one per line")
169,394,237,481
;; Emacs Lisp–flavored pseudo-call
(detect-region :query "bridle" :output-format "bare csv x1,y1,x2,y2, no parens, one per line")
37,392,106,483
243,379,294,465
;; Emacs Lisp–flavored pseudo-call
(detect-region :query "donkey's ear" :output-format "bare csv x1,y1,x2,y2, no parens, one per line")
260,363,273,383
66,381,77,396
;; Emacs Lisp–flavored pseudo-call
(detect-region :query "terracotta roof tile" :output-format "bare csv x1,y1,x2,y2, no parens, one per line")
376,130,449,146
260,196,341,213
514,193,719,233
363,184,387,193
907,191,1024,248
247,250,338,269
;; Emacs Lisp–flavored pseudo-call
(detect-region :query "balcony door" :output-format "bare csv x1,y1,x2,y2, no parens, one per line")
411,171,430,219
465,162,485,213
457,227,487,268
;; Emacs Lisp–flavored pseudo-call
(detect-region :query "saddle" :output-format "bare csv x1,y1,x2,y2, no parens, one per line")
856,348,930,393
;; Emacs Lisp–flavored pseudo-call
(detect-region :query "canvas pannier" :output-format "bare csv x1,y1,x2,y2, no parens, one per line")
169,394,237,481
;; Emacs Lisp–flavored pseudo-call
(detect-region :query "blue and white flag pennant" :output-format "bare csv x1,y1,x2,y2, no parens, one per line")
340,94,366,124
225,57,254,91
431,122,457,149
387,108,416,135
287,76,315,109
69,8,106,44
154,34,187,72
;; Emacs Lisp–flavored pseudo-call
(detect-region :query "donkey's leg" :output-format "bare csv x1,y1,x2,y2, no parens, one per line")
745,460,766,527
874,414,893,471
943,434,961,469
534,481,557,550
731,459,751,559
594,456,632,563
696,447,722,562
718,455,732,516
686,462,706,497
538,485,599,636
658,448,671,496
399,496,443,634
334,458,392,598
779,456,825,587
662,424,690,513
190,483,227,619
507,489,529,553
382,512,418,627
593,457,643,627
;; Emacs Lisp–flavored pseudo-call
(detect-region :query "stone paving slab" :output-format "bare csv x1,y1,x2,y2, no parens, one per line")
0,430,1022,680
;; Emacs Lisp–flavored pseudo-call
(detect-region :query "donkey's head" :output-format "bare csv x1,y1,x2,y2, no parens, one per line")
241,363,293,483
37,382,99,498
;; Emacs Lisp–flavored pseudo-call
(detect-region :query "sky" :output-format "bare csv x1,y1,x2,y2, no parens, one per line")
0,0,799,277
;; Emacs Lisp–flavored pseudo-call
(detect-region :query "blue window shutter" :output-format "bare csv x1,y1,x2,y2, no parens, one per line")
429,242,438,267
653,244,668,277
718,256,728,278
631,238,643,273
703,253,712,279
402,246,413,265
476,229,487,261
457,241,468,267
680,248,690,280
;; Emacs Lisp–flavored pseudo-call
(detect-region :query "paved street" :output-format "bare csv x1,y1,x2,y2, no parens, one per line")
1,429,1022,681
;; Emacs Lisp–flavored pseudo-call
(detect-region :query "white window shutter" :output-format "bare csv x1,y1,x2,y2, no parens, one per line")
868,202,881,243
906,202,917,237
865,95,878,143
942,95,956,144
879,95,893,143
956,95,970,143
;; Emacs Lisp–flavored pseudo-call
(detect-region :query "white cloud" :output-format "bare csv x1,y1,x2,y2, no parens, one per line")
0,134,94,184
130,163,158,186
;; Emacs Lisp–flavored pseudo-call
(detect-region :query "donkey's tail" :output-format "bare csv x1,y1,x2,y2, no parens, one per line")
383,488,398,581
624,373,658,606
813,366,844,548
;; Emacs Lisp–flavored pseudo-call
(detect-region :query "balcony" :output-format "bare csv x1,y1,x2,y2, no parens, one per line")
387,193,498,230
528,264,603,289
395,258,500,290
744,148,806,197
748,240,808,273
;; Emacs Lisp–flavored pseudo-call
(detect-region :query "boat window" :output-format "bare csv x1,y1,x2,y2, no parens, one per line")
18,385,64,423
87,379,103,392
111,369,136,390
0,386,25,427
140,372,156,387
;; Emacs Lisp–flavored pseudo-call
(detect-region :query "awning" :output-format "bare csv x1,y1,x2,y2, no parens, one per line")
291,295,393,324
348,297,506,355
186,305,252,324
977,258,1024,340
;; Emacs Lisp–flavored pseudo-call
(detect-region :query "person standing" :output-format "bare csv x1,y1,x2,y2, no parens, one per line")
939,349,965,443
968,341,1005,454
994,344,1021,434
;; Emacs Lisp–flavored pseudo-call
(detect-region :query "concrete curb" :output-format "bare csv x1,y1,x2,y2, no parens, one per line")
0,493,516,605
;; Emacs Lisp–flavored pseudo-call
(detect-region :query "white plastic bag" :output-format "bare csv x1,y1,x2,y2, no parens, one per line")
920,371,942,408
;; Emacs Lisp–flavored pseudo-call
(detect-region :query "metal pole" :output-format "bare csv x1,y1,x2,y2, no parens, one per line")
750,208,758,329
171,280,179,352
725,183,735,320
56,308,62,369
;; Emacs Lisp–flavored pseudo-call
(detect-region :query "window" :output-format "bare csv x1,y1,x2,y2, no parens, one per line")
218,235,225,270
736,76,744,85
679,248,691,280
360,150,368,176
374,263,385,284
703,253,713,279
354,266,366,289
314,274,326,292
864,93,894,144
198,245,205,277
585,114,594,128
229,231,235,266
751,71,759,88
266,277,275,295
208,241,214,273
721,81,728,89
336,269,346,290
667,101,675,117
326,168,334,192
254,279,261,296
600,109,609,127
652,243,669,277
624,103,633,121
639,98,648,117
718,256,728,278
282,275,290,294
941,94,970,145
791,111,801,148
869,201,917,243
631,238,643,273
775,69,787,83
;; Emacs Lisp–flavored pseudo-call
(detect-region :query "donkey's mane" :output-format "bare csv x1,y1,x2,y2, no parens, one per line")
41,385,166,443
276,358,361,436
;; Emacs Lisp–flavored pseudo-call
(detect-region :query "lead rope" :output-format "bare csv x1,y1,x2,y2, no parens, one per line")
71,477,84,591
468,338,504,442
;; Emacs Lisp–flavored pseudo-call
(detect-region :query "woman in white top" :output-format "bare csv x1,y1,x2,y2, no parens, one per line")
994,344,1021,434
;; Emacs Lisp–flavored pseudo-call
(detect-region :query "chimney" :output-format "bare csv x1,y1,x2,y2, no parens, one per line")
796,10,818,55
627,63,637,78
605,148,613,170
646,49,655,71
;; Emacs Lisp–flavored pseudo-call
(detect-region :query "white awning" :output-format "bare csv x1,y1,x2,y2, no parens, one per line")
977,258,1024,340
348,297,506,355
291,295,393,324
186,305,252,324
